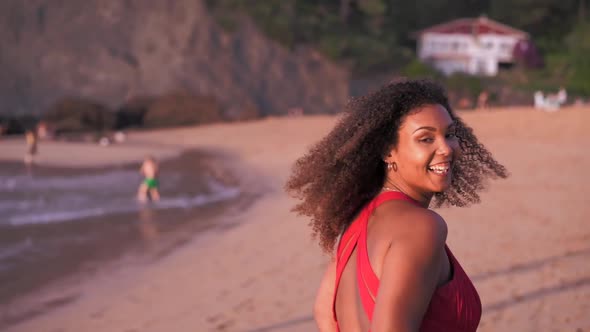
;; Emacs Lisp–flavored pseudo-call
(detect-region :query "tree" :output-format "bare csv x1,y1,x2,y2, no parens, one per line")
566,21,590,94
490,0,578,52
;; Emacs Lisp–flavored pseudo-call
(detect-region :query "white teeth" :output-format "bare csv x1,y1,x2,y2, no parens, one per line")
428,164,450,174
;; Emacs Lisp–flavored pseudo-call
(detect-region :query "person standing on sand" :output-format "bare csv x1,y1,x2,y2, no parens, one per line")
137,155,161,202
286,80,507,331
477,90,489,110
24,129,38,165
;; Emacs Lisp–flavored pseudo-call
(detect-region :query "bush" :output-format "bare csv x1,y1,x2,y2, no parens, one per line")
445,73,483,100
566,22,590,96
400,59,441,79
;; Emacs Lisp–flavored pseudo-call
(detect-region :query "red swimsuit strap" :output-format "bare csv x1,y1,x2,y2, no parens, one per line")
333,191,420,326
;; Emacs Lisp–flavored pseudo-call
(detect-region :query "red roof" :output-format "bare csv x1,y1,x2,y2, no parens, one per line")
415,16,528,38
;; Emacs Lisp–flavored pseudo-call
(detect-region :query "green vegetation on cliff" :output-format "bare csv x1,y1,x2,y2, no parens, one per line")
208,0,590,96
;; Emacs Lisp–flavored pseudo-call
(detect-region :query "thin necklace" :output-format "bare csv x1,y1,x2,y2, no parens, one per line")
381,186,417,204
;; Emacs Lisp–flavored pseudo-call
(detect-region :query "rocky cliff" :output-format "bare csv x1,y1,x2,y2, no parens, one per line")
0,0,349,118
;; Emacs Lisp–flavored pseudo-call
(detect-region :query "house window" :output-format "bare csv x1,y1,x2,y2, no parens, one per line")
485,41,494,49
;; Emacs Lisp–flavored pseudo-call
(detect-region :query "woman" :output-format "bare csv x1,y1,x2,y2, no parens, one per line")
286,80,507,331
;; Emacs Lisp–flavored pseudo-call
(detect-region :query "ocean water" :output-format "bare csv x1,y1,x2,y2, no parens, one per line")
0,169,238,226
0,152,242,306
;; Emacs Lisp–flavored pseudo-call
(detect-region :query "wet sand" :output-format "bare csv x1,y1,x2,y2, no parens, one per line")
0,151,258,328
1,106,589,331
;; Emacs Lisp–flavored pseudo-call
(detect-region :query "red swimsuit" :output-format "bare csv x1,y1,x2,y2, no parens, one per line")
333,191,481,331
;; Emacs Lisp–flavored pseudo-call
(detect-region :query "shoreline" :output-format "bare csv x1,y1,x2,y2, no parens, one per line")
0,133,183,169
0,149,263,329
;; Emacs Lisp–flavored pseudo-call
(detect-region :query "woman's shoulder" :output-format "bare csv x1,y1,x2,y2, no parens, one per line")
373,200,448,246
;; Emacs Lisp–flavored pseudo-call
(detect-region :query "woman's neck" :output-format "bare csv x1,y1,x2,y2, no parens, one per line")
381,180,433,208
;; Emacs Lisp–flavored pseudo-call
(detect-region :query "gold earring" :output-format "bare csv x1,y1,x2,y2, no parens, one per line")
387,162,398,172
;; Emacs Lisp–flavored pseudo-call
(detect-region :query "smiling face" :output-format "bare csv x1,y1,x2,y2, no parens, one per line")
384,104,459,204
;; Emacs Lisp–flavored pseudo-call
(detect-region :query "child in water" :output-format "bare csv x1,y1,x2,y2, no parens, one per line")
137,155,160,202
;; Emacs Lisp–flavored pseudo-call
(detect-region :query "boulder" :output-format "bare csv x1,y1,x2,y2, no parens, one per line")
0,115,38,135
142,92,223,128
43,98,116,135
115,96,155,129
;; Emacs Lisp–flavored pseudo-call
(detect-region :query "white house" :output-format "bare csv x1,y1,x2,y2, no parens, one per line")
416,16,529,76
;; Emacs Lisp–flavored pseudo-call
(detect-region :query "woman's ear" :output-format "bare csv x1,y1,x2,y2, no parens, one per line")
383,146,397,164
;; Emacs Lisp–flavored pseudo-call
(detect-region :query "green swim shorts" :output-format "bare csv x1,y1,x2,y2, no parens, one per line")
144,178,159,189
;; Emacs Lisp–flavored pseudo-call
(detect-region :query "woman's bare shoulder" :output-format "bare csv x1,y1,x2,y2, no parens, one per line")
373,201,448,246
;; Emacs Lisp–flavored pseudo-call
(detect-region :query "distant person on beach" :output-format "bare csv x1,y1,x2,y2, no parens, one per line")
554,87,567,106
137,155,160,202
286,80,507,331
36,121,51,140
477,90,489,110
24,129,38,165
535,87,567,111
288,107,304,117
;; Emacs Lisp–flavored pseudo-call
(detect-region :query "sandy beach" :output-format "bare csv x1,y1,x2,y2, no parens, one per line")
1,106,589,332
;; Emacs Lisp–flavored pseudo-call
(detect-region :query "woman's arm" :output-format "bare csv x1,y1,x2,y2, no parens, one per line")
314,258,338,332
371,209,448,332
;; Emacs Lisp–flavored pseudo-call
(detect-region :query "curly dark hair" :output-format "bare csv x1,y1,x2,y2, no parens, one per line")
285,79,508,253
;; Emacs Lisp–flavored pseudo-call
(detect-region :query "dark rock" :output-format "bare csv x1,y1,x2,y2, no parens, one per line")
43,98,116,135
223,101,262,122
143,92,223,128
0,115,38,135
0,0,348,120
115,96,155,129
